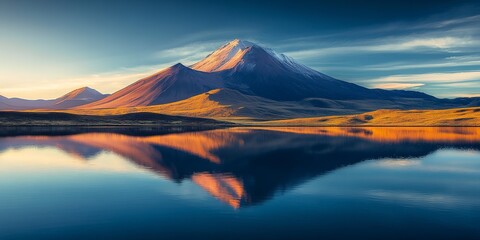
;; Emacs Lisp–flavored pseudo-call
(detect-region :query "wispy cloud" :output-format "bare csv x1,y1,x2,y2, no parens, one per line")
0,64,167,99
274,14,480,98
361,56,480,71
455,93,480,97
369,71,480,84
277,13,480,86
285,36,477,60
1,40,224,99
366,71,480,96
153,42,219,66
373,83,425,90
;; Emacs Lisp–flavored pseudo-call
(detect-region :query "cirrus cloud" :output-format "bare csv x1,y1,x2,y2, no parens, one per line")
373,83,425,90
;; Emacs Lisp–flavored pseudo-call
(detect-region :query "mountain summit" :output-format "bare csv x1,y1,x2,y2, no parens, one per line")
191,39,257,72
191,39,319,77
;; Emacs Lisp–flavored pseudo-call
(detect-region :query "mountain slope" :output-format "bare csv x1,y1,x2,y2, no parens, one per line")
0,100,15,110
0,98,54,110
80,63,224,109
66,88,361,119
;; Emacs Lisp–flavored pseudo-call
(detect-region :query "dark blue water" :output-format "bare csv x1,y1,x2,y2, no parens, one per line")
0,127,479,239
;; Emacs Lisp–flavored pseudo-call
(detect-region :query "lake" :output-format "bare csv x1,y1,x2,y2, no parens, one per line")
0,127,479,239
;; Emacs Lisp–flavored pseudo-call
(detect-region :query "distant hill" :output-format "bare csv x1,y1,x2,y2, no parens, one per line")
53,87,107,109
0,87,107,110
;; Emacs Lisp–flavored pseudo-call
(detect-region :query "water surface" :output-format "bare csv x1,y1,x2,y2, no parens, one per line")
0,127,479,239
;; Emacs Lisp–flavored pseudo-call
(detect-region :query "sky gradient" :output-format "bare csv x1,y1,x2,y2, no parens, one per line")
1,0,479,99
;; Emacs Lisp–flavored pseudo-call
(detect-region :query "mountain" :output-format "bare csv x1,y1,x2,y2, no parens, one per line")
9,39,476,116
192,39,434,101
0,87,107,110
53,87,107,109
0,97,15,109
78,39,440,111
80,63,224,109
0,97,54,110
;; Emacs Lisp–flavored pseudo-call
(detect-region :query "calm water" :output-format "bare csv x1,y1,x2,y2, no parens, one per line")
0,127,479,239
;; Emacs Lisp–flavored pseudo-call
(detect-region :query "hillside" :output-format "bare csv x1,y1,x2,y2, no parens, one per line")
23,88,480,124
260,107,480,126
62,89,361,119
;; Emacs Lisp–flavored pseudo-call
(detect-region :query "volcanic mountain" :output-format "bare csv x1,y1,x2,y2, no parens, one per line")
192,39,434,101
80,39,440,110
0,87,107,110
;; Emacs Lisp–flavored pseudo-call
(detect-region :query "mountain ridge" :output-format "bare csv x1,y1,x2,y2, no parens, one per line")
0,87,107,110
79,63,224,109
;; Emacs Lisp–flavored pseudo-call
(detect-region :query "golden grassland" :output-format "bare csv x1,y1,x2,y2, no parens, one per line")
33,88,354,120
258,107,480,126
20,87,480,126
50,89,242,118
19,103,480,126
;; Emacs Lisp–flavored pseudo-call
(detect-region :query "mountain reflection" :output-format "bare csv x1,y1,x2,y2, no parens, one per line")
0,127,479,208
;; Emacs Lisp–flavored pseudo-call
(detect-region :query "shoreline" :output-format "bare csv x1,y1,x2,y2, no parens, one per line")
1,107,479,128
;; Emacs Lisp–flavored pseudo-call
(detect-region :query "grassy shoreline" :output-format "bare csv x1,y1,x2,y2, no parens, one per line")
2,106,480,127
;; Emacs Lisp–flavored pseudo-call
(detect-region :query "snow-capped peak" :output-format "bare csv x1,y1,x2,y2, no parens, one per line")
191,39,322,77
229,39,256,48
191,39,257,72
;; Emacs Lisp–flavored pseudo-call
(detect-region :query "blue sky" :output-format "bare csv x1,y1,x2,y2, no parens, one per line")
0,0,479,99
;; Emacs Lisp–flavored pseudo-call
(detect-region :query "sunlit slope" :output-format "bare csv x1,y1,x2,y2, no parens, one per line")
24,93,480,125
66,89,356,119
261,107,480,126
79,64,223,109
